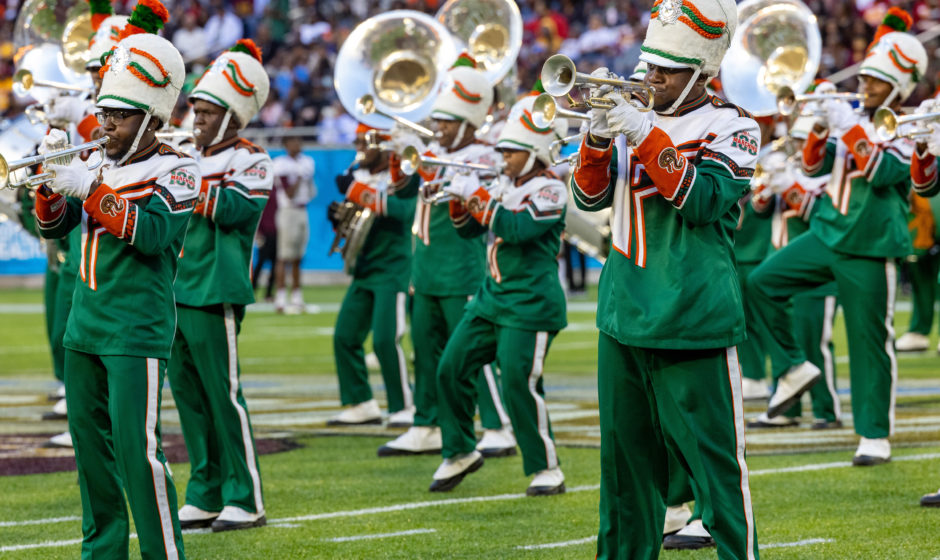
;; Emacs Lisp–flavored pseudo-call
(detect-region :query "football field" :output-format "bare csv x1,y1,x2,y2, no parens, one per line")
2,285,940,558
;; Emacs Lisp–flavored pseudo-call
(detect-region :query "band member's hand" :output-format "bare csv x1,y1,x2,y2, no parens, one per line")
38,129,70,155
388,125,424,154
327,200,344,228
926,127,940,157
588,67,616,99
606,92,653,145
589,106,614,139
47,96,89,126
46,158,95,200
823,98,857,136
442,172,479,201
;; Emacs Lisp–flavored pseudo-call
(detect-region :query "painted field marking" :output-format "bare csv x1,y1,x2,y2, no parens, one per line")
749,452,940,476
762,538,834,548
324,528,437,542
517,536,597,550
0,537,83,553
0,515,80,528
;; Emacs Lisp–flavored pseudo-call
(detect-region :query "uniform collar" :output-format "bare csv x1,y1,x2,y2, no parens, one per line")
669,91,710,117
122,139,160,166
202,135,242,157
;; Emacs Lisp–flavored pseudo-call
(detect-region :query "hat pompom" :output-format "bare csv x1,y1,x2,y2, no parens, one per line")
230,39,263,63
452,52,477,69
870,7,913,49
88,0,114,31
117,0,170,41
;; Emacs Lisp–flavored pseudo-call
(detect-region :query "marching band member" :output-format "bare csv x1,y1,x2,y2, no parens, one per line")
33,1,196,556
746,8,928,466
167,39,271,532
328,124,419,426
378,54,514,458
570,0,760,555
429,94,568,496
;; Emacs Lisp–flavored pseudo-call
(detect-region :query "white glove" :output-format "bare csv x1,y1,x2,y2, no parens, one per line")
388,123,425,154
588,67,616,100
606,92,654,145
586,67,616,140
38,129,69,155
442,172,480,201
915,98,939,115
823,98,858,136
767,166,797,195
47,96,90,126
813,81,837,95
46,157,96,200
926,127,940,157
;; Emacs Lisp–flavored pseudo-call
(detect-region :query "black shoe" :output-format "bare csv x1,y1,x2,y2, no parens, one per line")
662,533,716,550
746,413,799,429
920,492,940,507
478,446,517,458
211,514,266,532
325,417,382,426
811,419,843,430
41,411,67,421
180,517,217,530
376,445,439,457
852,455,890,467
429,453,484,492
527,482,566,496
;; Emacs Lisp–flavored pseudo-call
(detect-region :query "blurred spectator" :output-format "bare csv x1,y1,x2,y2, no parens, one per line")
273,135,315,313
173,11,209,64
204,0,245,57
252,185,278,302
317,101,358,145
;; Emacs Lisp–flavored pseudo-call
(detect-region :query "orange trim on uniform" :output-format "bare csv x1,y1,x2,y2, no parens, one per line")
418,150,439,183
388,153,407,185
77,113,100,143
781,182,806,212
347,181,382,214
84,183,130,239
802,129,828,174
466,186,497,226
841,125,876,170
35,189,67,226
633,127,688,200
911,149,937,190
572,136,613,197
449,198,470,225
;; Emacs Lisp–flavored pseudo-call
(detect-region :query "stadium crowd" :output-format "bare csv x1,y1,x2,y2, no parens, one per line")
0,0,938,141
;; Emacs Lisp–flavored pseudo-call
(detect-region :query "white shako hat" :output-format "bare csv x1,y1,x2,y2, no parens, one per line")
87,15,129,70
190,39,271,132
496,94,567,169
638,0,737,113
858,7,927,105
430,53,494,129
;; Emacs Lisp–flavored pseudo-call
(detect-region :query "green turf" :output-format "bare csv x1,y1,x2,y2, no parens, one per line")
3,286,940,558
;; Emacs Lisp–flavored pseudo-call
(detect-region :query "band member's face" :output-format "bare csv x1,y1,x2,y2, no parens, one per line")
435,118,467,148
859,75,894,110
352,132,382,167
88,68,103,97
97,108,148,159
192,99,230,147
645,64,698,111
499,148,530,178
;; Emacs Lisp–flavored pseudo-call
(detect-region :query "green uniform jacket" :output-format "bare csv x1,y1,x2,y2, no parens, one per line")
36,142,199,359
571,95,759,349
175,137,273,306
455,172,568,332
803,123,913,258
735,196,773,264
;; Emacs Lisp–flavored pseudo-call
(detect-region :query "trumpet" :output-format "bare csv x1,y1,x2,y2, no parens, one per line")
13,69,94,97
0,137,109,190
356,95,436,138
155,130,196,141
549,133,584,166
873,107,940,141
400,145,502,177
776,85,867,117
540,54,654,111
532,93,590,128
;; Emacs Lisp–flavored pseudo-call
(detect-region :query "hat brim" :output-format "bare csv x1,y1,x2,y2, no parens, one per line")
639,51,696,70
96,98,138,110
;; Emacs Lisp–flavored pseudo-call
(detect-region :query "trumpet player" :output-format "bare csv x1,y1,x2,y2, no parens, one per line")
33,3,195,557
569,0,760,556
746,9,928,467
429,94,568,496
328,124,419,426
378,54,514,458
167,39,271,532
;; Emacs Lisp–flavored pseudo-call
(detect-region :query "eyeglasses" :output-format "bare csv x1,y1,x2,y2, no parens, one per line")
94,109,144,125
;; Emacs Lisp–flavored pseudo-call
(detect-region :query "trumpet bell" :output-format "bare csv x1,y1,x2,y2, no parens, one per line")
436,0,522,85
400,145,422,176
541,54,577,98
335,11,457,129
61,12,94,74
719,0,821,116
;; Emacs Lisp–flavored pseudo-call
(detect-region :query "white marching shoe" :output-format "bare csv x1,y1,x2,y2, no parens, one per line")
527,467,565,496
178,504,220,529
747,412,799,429
44,431,73,448
42,397,68,420
327,399,382,426
476,427,518,457
663,519,715,550
210,505,266,532
664,503,692,536
377,426,441,456
895,332,929,352
766,362,821,418
853,437,891,466
365,352,380,370
429,451,484,492
741,378,770,401
387,406,415,428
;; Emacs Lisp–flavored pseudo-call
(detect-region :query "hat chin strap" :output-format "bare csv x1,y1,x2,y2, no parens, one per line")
520,151,536,176
880,86,900,112
210,110,234,148
659,67,703,116
116,111,153,166
449,120,469,151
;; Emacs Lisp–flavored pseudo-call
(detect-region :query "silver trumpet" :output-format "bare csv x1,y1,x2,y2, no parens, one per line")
540,54,654,111
356,94,437,138
155,130,196,141
532,93,590,128
1,137,109,190
549,133,584,166
400,145,502,177
776,85,867,117
873,107,940,141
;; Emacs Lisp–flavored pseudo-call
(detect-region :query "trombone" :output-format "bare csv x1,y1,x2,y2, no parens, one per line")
873,107,940,141
776,85,866,117
532,93,589,128
400,145,502,177
13,69,95,97
540,54,654,111
0,137,109,190
356,94,437,139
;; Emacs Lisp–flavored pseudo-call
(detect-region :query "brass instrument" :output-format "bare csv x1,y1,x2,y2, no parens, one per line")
13,69,94,97
776,85,866,117
400,145,502,178
719,0,822,116
873,107,940,141
355,94,436,138
435,0,522,86
328,202,375,274
532,93,590,129
549,133,584,166
155,130,196,141
540,54,654,111
0,137,109,190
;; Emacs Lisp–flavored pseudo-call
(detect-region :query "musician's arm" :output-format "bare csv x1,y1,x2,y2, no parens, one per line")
570,138,617,211
35,188,82,239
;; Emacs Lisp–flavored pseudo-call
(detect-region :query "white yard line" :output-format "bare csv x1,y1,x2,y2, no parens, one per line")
0,537,84,553
0,515,80,528
749,452,940,476
323,528,437,542
517,536,597,550
762,538,834,548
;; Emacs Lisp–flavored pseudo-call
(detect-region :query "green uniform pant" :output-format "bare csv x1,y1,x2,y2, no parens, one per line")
904,251,940,335
334,280,412,412
65,350,184,560
747,231,896,438
437,311,559,476
411,292,509,429
44,267,65,382
167,304,264,514
737,261,767,381
596,334,758,560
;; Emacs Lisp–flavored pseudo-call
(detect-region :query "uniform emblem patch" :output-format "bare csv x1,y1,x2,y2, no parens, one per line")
659,0,682,24
359,190,375,206
467,195,485,214
854,139,872,158
658,147,684,174
100,193,126,217
783,188,803,208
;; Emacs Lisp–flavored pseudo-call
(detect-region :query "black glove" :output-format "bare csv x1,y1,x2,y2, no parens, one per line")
327,200,344,228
